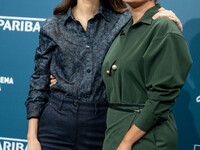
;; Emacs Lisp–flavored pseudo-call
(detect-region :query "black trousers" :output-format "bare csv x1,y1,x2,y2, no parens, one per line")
38,96,108,150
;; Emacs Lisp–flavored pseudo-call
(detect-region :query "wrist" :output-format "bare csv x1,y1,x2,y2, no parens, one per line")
27,137,38,142
122,138,134,146
27,134,37,141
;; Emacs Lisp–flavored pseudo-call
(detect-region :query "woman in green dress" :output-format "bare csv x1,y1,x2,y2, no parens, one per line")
101,0,192,150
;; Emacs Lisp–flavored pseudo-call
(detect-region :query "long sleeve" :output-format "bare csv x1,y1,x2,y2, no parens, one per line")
134,33,192,132
25,27,56,119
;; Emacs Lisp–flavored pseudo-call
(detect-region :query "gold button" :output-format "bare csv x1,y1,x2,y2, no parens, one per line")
112,64,117,71
106,70,110,75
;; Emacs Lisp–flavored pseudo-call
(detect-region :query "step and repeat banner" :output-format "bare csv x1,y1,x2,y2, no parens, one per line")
0,0,199,150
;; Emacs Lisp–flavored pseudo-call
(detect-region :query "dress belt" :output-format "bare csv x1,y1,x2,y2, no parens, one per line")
108,103,145,113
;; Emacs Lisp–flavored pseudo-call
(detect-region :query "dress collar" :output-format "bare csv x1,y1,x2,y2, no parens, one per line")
134,4,161,25
122,4,161,35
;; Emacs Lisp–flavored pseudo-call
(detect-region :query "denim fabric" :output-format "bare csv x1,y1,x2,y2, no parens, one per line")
38,96,108,150
25,4,131,119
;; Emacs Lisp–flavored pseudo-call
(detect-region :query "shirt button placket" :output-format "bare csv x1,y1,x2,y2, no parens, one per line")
86,44,92,76
85,41,92,96
84,24,93,99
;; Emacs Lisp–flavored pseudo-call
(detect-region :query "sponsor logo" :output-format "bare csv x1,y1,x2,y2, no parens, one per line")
0,137,27,150
0,76,14,85
196,96,200,103
0,16,46,32
0,76,14,92
194,144,200,150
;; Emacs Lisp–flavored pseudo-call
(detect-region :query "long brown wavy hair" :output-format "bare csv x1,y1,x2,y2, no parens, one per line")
53,0,128,15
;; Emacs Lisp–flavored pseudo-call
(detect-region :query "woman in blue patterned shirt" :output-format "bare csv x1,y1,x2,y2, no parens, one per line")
25,0,182,150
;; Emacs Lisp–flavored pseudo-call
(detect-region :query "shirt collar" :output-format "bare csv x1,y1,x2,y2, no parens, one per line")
97,4,111,22
63,3,111,25
64,7,75,23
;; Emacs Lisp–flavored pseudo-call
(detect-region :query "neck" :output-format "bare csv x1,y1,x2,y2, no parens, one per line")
73,0,100,20
128,1,155,24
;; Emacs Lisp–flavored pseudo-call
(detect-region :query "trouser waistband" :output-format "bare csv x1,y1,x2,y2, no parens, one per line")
49,95,108,113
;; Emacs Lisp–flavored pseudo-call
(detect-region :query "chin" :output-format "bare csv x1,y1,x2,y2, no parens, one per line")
123,0,135,2
124,0,151,8
123,0,149,3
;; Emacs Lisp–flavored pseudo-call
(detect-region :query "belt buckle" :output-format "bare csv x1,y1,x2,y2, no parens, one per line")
112,104,118,109
135,108,143,113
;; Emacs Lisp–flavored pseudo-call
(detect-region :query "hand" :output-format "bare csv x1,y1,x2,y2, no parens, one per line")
50,75,57,87
152,7,183,32
117,140,132,150
27,138,42,150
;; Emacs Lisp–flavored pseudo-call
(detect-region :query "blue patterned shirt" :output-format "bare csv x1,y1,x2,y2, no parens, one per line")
25,4,131,119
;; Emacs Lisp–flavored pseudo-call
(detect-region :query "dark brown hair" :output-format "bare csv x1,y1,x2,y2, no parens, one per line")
53,0,128,15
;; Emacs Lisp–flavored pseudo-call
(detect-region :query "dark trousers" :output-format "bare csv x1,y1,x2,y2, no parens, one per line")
38,96,108,150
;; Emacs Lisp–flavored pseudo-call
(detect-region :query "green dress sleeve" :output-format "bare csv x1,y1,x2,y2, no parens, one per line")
134,33,192,132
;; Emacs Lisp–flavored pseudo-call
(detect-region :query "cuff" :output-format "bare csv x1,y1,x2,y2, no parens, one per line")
134,107,160,132
26,102,44,119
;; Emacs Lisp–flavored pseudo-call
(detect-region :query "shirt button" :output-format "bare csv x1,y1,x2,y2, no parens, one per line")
73,102,77,107
112,65,117,71
106,70,111,75
86,45,90,48
87,69,91,73
84,95,89,98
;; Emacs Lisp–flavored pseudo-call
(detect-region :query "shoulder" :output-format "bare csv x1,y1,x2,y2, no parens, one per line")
107,9,131,29
119,10,131,21
115,10,131,24
151,17,183,39
40,14,65,35
105,7,131,22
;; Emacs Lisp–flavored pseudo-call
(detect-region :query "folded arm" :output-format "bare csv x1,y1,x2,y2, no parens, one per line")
117,32,192,150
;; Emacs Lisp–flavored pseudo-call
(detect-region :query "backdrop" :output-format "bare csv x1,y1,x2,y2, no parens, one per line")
0,0,199,150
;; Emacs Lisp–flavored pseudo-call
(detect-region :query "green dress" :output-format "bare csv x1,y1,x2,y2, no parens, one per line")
101,4,192,150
